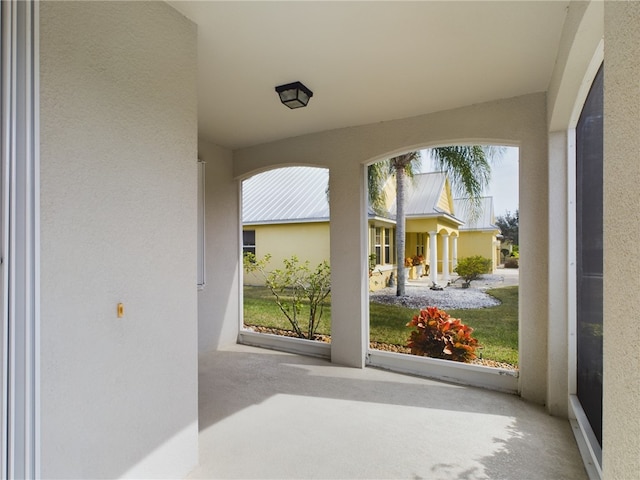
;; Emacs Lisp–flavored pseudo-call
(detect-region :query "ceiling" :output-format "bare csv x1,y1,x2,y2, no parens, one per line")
169,1,570,150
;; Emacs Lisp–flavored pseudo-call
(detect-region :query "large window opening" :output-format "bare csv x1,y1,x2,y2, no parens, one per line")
575,65,603,446
367,146,519,371
241,166,331,344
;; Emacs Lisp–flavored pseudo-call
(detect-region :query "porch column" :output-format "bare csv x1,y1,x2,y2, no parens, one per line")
442,233,450,282
452,235,458,271
429,231,438,285
329,161,368,368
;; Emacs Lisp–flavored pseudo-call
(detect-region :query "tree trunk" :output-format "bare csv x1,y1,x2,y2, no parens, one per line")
396,165,406,296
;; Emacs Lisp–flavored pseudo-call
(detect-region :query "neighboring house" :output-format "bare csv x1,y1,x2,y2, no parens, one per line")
402,172,463,284
242,167,331,285
453,197,502,271
242,168,501,289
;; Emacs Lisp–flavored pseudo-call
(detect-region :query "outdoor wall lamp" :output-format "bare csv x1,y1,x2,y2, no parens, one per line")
275,81,313,109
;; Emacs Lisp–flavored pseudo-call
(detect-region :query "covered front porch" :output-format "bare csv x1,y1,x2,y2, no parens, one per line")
188,344,587,479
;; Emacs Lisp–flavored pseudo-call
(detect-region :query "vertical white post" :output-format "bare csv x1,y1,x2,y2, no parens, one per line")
329,161,368,368
429,231,438,285
452,235,458,271
442,233,450,282
1,1,40,477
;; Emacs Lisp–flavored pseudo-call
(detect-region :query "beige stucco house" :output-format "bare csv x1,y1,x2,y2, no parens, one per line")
242,167,331,285
3,1,638,478
453,197,502,271
242,167,500,290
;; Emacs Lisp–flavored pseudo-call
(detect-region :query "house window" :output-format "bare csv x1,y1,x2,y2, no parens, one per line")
243,230,256,256
374,227,382,265
416,233,425,257
384,228,391,264
576,64,603,446
369,226,375,261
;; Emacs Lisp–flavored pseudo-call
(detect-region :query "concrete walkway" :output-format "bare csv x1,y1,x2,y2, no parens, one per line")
188,343,586,479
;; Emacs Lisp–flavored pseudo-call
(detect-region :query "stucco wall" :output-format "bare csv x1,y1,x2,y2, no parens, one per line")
404,232,423,261
39,2,198,478
198,140,240,353
456,231,498,271
243,222,331,286
545,2,640,476
233,93,549,401
603,2,640,477
545,0,604,422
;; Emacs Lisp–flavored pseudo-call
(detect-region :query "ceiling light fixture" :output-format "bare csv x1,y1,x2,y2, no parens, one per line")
275,81,313,109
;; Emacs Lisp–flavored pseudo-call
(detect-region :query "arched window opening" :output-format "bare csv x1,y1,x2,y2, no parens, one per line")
367,146,520,372
241,166,332,346
575,64,604,447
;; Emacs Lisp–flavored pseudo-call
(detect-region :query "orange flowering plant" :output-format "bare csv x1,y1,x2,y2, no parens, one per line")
406,306,479,363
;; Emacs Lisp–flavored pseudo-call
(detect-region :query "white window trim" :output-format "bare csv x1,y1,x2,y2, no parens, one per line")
1,0,40,476
197,159,206,290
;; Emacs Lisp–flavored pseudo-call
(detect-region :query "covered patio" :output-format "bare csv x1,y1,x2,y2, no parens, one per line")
188,344,586,479
4,0,636,478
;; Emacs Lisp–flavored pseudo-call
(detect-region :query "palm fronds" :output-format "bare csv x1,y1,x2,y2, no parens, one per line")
429,146,496,218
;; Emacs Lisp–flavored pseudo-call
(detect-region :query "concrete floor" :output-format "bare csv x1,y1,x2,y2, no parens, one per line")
187,343,587,479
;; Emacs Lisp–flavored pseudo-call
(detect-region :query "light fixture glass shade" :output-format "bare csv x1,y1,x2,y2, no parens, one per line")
275,81,313,109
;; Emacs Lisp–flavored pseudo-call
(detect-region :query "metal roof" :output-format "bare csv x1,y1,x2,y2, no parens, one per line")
242,167,330,224
453,197,498,231
243,168,493,229
400,172,448,216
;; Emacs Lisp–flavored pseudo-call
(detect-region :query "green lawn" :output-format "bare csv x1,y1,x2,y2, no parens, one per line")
368,287,519,365
243,285,519,366
243,285,333,334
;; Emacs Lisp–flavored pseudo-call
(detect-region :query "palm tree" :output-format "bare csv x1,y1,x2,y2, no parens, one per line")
368,152,422,296
427,146,493,216
384,152,421,296
370,146,494,296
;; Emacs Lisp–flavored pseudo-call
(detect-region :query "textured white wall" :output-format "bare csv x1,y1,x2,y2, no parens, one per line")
198,140,240,353
603,2,640,477
545,0,604,419
233,94,549,402
547,1,603,131
39,2,198,477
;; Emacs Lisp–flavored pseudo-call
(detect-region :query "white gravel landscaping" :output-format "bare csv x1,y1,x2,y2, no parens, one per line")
369,271,518,310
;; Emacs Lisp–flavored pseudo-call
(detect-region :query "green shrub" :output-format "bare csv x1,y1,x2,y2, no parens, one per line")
454,255,492,286
406,306,479,362
368,253,378,271
243,253,331,339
